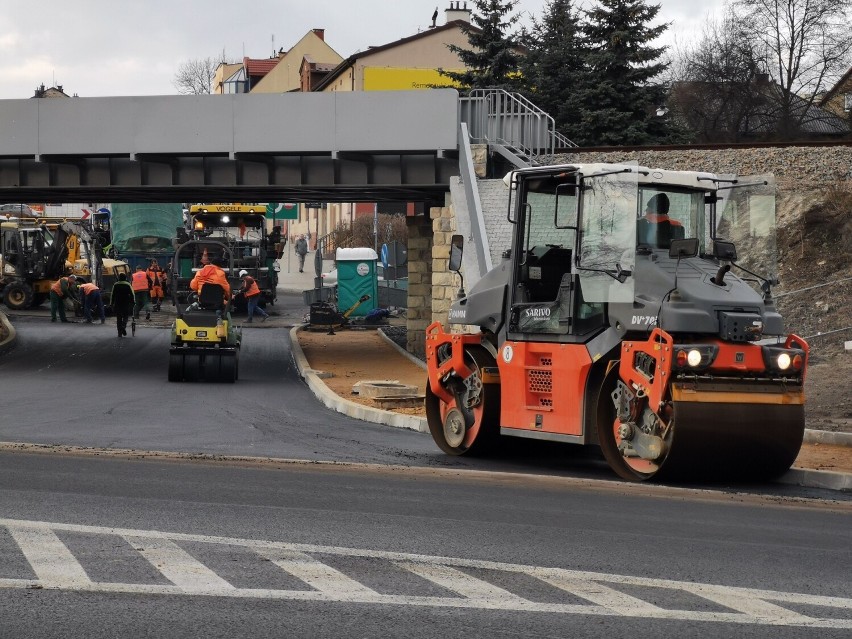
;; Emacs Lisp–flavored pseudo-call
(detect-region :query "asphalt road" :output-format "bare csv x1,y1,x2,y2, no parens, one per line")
1,310,851,636
1,452,851,638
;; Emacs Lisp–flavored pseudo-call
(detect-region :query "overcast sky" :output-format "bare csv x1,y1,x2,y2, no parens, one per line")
0,0,720,100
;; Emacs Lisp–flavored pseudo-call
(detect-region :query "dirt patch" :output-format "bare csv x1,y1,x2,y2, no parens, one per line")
775,189,852,434
297,327,428,417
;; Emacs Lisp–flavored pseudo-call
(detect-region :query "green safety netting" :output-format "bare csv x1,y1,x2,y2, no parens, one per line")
110,203,184,253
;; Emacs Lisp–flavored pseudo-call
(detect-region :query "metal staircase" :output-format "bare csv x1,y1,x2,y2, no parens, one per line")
458,89,576,168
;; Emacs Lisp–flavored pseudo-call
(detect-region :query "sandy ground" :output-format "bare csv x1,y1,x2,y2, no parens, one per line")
297,327,427,417
296,328,852,475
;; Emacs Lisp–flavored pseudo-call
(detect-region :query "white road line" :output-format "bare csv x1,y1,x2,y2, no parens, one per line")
397,562,528,606
537,572,666,616
124,536,234,593
681,584,815,625
0,518,850,629
254,548,377,599
6,525,92,588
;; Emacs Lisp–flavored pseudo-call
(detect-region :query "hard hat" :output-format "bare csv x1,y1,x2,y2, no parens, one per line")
68,274,77,280
239,270,248,277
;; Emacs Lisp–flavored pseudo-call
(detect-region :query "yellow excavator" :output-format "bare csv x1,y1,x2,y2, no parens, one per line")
0,218,129,310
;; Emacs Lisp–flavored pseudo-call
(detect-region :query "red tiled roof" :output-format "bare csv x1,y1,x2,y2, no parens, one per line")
243,57,280,76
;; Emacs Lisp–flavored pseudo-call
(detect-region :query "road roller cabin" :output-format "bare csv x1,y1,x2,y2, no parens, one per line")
426,163,808,482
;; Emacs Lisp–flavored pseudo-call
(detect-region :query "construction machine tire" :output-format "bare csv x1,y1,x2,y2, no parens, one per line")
596,365,665,481
597,366,805,482
219,351,237,383
183,353,202,382
425,345,500,456
4,281,34,310
168,352,183,382
656,402,804,481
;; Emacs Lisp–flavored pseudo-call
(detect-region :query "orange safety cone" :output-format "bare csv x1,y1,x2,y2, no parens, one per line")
201,248,209,264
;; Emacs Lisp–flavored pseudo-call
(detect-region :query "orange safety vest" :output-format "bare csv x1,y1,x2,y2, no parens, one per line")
190,264,231,299
645,213,683,227
79,282,99,296
147,267,164,286
243,276,260,298
131,270,150,292
50,277,71,296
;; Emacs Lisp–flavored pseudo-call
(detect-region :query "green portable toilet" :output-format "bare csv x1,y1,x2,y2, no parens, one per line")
335,247,378,317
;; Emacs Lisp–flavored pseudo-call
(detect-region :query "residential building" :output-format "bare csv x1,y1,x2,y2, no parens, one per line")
214,56,279,94
819,67,852,120
286,4,474,249
251,29,342,94
32,84,70,98
313,9,471,93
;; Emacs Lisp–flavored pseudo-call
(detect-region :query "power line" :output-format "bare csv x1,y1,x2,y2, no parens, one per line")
775,275,852,298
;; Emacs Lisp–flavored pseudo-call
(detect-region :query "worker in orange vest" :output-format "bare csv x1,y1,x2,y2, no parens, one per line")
147,259,166,312
78,281,106,324
236,269,269,323
49,274,77,323
131,265,152,321
190,257,231,307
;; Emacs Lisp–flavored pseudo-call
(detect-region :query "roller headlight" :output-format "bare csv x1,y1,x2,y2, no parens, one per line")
672,345,719,372
762,345,806,375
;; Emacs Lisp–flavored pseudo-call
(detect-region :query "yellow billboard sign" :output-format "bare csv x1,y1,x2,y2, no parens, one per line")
363,67,463,91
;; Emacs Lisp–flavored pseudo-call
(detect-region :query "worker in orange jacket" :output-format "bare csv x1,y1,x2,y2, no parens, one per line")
49,274,77,323
236,269,269,323
147,259,167,312
131,265,152,320
190,258,231,307
78,281,106,324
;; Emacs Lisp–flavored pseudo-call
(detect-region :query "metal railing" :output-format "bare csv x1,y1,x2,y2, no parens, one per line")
459,89,577,165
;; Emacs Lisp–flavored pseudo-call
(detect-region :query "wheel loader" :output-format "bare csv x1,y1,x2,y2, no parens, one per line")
426,163,808,481
167,240,241,383
0,218,129,310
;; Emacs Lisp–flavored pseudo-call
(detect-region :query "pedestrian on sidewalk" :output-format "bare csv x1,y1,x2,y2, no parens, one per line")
110,272,135,337
131,265,152,320
295,235,308,273
78,281,106,324
235,269,269,323
49,274,78,323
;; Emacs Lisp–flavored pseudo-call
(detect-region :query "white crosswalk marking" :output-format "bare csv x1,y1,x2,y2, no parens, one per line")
0,517,850,629
7,525,92,588
124,536,234,593
255,548,377,599
537,572,666,615
682,584,815,625
397,562,528,606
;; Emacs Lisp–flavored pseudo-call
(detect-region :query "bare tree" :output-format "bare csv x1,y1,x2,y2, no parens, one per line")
667,8,767,141
173,57,220,95
736,0,852,137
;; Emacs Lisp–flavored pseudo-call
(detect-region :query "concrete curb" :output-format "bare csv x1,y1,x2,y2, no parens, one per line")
0,311,17,356
289,325,428,434
377,326,427,371
777,468,852,492
803,429,852,447
291,324,850,492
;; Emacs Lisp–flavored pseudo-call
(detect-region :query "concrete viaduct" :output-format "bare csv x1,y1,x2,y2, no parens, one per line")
0,90,470,208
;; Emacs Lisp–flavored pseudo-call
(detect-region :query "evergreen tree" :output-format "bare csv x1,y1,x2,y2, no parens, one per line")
440,0,523,92
518,0,588,143
579,0,671,146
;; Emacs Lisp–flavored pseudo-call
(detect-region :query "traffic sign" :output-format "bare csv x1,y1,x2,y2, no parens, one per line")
266,203,298,220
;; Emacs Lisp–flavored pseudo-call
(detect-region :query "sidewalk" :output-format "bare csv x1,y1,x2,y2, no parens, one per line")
276,250,335,294
290,324,852,493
